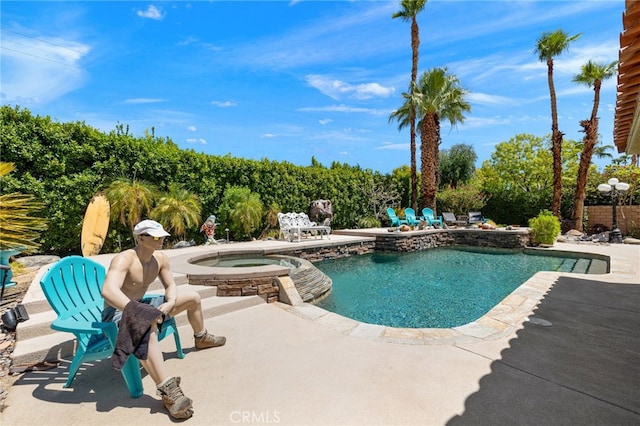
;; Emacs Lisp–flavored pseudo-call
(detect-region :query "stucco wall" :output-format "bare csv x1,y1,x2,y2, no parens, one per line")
586,205,640,235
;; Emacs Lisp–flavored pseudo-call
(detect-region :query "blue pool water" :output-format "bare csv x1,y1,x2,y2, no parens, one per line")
314,247,572,328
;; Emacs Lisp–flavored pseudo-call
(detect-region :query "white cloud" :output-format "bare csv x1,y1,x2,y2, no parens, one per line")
375,142,409,151
261,133,277,138
319,119,332,125
0,31,90,104
186,138,207,145
211,100,237,107
467,92,517,106
306,75,394,101
136,5,165,20
123,98,164,104
187,125,196,131
299,104,387,115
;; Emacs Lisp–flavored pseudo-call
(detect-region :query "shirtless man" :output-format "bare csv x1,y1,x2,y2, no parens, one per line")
101,219,226,419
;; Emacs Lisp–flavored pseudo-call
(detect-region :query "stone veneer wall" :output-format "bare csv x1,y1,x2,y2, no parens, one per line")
374,229,530,252
195,232,530,302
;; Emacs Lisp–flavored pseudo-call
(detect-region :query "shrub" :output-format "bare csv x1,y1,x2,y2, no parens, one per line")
528,210,561,246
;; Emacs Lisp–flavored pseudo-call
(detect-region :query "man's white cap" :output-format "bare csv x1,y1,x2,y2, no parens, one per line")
133,220,171,237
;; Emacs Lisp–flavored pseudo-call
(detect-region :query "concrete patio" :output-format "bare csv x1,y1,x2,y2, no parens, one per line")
1,235,638,425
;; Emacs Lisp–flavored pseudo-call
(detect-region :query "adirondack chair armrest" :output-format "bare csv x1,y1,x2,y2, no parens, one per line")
51,318,115,334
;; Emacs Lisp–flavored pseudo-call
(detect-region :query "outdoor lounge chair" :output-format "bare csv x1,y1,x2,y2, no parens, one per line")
421,208,443,227
468,212,488,225
39,256,184,397
442,212,467,228
404,208,422,226
386,207,408,227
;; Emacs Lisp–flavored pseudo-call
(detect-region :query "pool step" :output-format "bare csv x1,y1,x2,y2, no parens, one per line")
572,258,591,274
557,257,608,275
558,258,578,272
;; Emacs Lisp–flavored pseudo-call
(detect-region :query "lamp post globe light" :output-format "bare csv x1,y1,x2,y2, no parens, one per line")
597,178,630,243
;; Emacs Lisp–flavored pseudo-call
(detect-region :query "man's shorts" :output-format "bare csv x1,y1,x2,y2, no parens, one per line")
102,295,166,324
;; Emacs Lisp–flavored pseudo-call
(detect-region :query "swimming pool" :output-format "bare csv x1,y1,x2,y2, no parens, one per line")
314,247,605,328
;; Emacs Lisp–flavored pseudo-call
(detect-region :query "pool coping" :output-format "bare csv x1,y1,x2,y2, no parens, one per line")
273,242,640,345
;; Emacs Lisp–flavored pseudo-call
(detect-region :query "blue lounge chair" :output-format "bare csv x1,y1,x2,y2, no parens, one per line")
421,208,443,227
39,256,184,398
404,208,422,226
386,207,407,227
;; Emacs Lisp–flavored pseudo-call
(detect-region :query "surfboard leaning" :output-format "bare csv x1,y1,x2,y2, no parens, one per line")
81,195,110,257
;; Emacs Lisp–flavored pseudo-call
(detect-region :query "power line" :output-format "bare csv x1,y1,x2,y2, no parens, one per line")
1,27,88,56
1,46,83,70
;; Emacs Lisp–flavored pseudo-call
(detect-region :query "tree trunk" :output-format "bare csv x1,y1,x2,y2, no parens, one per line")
420,114,439,211
547,57,563,219
572,80,602,232
410,18,420,211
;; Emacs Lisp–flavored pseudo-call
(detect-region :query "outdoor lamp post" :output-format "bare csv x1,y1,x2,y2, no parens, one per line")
597,178,630,243
225,228,230,242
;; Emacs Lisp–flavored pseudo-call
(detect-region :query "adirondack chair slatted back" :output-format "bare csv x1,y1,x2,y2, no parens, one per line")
41,257,105,322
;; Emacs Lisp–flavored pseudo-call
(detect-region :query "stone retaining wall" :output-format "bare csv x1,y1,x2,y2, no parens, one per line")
374,229,530,252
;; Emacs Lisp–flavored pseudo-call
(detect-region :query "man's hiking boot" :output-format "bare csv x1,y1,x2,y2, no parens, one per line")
195,331,226,349
157,376,193,419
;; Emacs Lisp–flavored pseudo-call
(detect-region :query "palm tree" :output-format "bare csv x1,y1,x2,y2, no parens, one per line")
392,0,428,211
258,202,281,240
150,183,202,240
230,192,264,240
104,178,158,234
534,29,581,219
571,60,618,231
413,68,471,210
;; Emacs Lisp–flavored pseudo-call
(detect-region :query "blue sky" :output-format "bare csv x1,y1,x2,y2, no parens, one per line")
1,1,623,174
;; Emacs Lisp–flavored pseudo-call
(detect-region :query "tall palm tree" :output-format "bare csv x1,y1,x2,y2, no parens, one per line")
534,29,581,219
150,183,202,240
392,0,428,211
571,60,618,231
104,178,158,234
413,68,471,210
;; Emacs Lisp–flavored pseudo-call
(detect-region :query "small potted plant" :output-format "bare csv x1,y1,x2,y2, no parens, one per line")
528,210,561,247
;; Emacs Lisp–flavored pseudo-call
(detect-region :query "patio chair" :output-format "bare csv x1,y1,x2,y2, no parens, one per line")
39,256,184,398
404,208,422,226
386,207,408,227
442,212,467,228
421,208,443,227
468,212,488,225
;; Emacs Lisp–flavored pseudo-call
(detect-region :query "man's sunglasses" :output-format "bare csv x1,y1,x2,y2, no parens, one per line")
141,234,164,241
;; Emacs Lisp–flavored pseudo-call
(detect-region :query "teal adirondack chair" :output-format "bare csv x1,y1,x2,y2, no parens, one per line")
421,208,443,227
386,207,408,227
39,256,184,397
404,208,422,226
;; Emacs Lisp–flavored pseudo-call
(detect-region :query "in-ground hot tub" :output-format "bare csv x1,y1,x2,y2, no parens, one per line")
170,250,331,303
